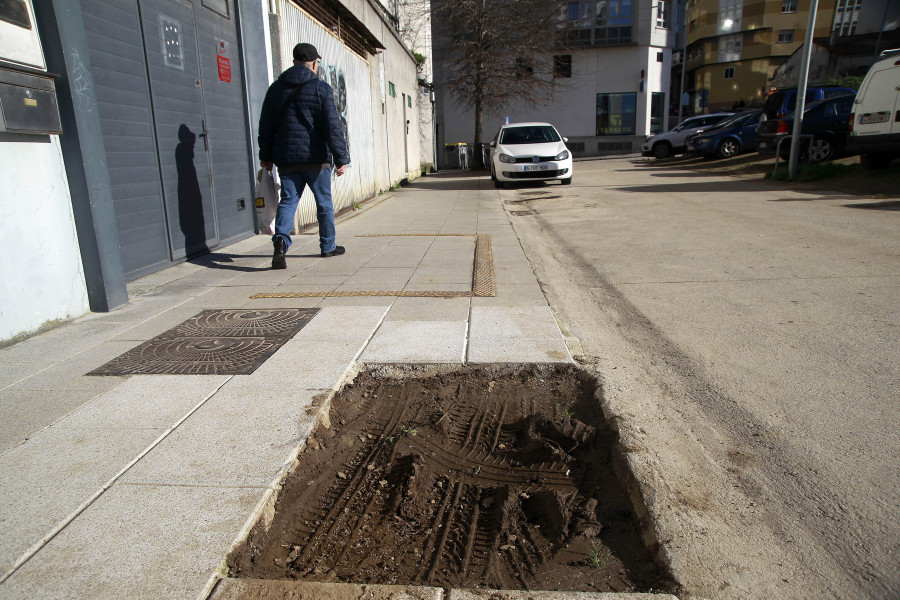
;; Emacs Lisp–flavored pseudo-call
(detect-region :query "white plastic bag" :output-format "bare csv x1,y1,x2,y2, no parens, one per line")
254,168,279,235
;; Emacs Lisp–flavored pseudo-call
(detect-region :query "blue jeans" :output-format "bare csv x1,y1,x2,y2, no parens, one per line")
272,169,336,253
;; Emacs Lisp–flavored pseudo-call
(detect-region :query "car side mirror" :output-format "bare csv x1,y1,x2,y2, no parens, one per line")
563,137,568,142
489,141,496,148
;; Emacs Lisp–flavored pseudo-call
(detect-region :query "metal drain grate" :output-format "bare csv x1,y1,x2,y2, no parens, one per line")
250,234,496,299
89,308,319,376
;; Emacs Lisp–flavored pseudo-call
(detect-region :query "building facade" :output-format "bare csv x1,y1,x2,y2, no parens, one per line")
431,0,676,162
683,0,841,113
1,0,421,344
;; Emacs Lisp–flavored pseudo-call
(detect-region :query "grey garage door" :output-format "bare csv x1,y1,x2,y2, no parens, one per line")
82,0,253,278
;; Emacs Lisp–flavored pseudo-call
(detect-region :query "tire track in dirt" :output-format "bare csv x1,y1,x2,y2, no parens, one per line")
228,364,677,593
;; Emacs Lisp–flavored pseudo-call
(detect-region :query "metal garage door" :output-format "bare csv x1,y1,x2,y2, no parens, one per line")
82,0,253,278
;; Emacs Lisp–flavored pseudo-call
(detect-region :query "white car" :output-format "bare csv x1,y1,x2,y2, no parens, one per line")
489,122,573,187
641,113,733,159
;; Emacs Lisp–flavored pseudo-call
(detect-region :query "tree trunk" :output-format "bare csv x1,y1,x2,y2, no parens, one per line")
473,92,484,170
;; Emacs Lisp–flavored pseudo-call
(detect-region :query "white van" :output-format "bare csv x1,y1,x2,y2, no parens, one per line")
848,51,900,169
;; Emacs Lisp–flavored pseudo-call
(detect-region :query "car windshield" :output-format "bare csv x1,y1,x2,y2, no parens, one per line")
500,126,561,145
708,110,758,130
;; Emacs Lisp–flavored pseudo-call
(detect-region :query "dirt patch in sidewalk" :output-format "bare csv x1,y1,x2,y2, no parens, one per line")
228,364,676,594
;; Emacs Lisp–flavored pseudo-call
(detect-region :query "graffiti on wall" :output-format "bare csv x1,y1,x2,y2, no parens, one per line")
318,63,349,148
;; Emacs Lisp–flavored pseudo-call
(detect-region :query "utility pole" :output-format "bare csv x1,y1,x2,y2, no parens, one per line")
678,0,688,124
788,0,819,180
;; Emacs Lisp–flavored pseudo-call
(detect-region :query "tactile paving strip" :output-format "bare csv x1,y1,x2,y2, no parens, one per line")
89,308,318,375
250,234,496,299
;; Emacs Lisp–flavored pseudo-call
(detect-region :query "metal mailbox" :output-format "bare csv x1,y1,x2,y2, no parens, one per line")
0,68,62,134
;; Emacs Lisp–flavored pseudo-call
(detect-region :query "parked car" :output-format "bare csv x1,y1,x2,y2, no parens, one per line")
847,51,900,169
756,93,857,163
489,122,572,187
686,109,763,159
641,113,733,159
761,86,856,122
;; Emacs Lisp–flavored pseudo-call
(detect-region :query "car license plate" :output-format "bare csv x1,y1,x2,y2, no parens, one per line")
860,112,890,124
758,141,769,150
523,165,548,171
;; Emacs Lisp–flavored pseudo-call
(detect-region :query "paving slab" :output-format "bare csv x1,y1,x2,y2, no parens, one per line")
1,483,262,600
0,389,100,454
360,320,468,363
120,380,320,487
0,424,162,577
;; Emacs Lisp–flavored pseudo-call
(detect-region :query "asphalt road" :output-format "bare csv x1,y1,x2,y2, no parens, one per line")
501,156,900,600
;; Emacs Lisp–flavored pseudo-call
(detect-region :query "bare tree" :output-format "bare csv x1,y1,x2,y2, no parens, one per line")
432,0,560,168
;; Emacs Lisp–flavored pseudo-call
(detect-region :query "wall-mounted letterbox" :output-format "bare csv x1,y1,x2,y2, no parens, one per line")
0,68,62,134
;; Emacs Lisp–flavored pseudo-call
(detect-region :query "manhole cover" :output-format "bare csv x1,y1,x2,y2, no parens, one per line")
228,364,676,594
89,308,318,375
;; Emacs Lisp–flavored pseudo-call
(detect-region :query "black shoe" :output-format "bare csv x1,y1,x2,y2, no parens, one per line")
272,238,287,269
321,245,345,258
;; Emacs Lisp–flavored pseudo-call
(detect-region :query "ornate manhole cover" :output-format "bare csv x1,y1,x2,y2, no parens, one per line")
89,308,318,376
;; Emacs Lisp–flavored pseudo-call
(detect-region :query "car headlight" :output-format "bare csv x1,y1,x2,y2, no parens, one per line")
554,149,570,160
694,137,710,144
498,153,515,164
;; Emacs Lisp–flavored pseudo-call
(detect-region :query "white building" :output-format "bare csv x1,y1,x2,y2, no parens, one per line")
431,0,676,164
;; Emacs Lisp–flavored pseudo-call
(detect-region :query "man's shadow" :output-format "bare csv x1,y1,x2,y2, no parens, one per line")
176,124,210,258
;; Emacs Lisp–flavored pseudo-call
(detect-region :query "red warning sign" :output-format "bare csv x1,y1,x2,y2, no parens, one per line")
217,55,231,83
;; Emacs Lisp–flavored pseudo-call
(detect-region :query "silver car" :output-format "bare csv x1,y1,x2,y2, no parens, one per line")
641,113,733,159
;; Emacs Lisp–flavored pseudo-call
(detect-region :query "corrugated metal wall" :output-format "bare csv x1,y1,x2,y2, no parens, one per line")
277,0,375,229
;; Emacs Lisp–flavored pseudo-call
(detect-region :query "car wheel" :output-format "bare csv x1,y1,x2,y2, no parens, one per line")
561,176,572,185
860,153,895,170
806,136,835,163
716,138,739,159
653,142,672,159
494,179,504,189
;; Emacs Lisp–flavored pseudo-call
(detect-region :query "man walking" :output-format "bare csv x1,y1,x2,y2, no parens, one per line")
258,43,350,269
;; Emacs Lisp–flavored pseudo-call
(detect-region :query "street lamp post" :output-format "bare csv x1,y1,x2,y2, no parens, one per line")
788,0,819,180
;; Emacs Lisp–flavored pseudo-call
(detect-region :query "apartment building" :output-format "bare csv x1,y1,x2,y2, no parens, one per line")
431,0,677,161
684,0,839,112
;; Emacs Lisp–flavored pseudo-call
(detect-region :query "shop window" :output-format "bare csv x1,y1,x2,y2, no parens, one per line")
596,92,636,136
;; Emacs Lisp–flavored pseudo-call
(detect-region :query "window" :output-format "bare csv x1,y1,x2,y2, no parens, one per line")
718,34,741,62
781,0,797,13
717,0,742,35
778,30,794,43
724,67,735,79
554,54,572,78
407,95,412,107
596,92,636,136
656,0,668,28
388,81,396,97
689,19,695,32
515,57,534,79
657,51,664,62
650,92,665,134
557,0,632,47
832,0,860,37
201,0,229,18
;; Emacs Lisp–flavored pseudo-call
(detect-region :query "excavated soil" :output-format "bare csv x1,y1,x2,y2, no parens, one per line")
228,364,676,593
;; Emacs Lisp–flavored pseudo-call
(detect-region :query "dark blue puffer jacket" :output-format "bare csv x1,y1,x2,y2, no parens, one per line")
258,65,350,167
